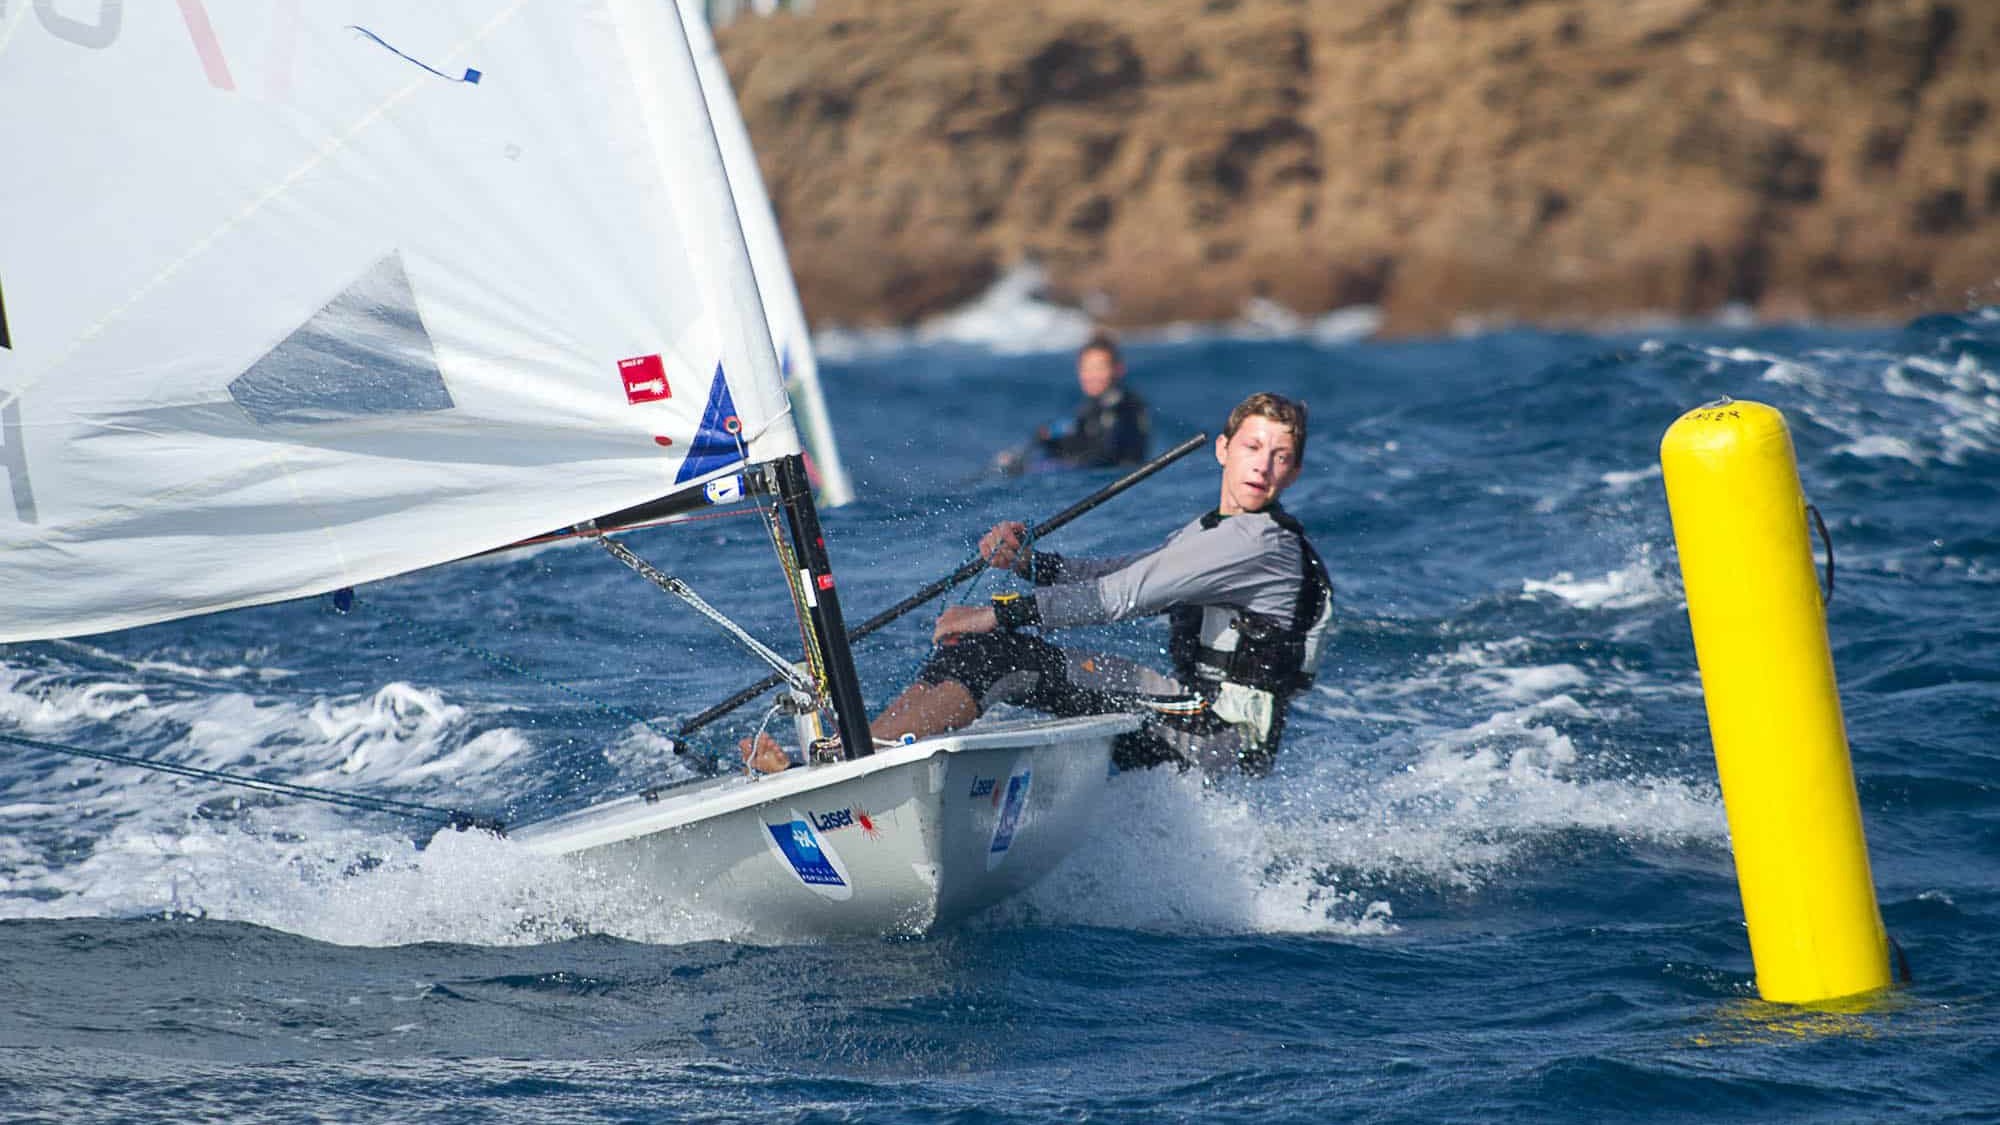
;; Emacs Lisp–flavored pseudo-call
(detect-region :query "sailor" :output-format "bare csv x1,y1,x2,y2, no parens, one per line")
747,391,1330,776
997,332,1151,473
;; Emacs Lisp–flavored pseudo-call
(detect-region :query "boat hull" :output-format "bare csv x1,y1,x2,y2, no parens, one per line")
510,714,1137,939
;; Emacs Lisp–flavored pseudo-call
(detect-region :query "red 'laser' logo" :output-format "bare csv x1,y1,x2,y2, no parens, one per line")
619,355,671,404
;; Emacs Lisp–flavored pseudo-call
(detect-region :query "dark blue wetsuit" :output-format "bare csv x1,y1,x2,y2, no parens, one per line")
921,505,1332,775
1040,387,1150,468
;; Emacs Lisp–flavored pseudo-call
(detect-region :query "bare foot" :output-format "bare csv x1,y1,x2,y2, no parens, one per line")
738,731,792,774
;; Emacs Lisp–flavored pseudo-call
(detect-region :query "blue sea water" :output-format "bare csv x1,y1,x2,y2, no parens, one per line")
4,308,2000,1123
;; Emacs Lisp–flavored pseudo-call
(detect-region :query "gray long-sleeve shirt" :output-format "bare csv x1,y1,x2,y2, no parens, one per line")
1028,509,1314,630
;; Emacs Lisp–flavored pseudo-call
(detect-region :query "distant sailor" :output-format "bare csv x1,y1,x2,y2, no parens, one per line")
997,332,1151,474
748,392,1330,776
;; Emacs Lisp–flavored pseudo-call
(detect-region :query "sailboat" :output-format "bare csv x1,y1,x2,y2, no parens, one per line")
0,2,1131,938
675,0,853,508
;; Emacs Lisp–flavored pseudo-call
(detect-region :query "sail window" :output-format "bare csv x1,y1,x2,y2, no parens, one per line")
27,0,123,49
228,253,455,426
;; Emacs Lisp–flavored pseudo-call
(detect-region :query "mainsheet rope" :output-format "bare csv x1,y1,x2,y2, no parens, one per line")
0,728,506,834
955,521,1038,605
591,534,815,697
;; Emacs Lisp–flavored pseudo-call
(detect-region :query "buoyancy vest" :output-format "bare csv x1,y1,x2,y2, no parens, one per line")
1166,507,1333,752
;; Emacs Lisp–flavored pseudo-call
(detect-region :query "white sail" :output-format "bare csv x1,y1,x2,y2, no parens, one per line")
675,0,854,507
0,1,800,642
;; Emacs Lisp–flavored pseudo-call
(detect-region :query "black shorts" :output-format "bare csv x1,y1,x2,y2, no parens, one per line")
917,632,1266,773
919,631,1111,716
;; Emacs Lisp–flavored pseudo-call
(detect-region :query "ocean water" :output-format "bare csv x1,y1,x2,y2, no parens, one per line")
4,299,2000,1122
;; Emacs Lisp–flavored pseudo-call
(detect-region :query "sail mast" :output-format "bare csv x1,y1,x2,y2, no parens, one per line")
768,453,873,759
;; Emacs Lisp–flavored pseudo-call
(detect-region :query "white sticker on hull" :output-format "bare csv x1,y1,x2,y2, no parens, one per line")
763,808,854,900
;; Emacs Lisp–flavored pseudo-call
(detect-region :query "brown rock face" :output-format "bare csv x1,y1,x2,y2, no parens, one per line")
718,0,2000,336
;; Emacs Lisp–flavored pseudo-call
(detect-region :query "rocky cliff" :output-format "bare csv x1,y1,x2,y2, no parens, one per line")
717,0,2000,336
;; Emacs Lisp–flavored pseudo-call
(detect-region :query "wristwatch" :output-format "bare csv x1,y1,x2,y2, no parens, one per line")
990,590,1041,629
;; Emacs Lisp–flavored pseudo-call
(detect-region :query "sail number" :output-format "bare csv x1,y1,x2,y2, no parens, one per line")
3,0,124,48
5,1,235,90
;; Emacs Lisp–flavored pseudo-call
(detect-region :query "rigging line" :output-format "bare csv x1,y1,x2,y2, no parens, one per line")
592,535,814,696
762,499,826,698
503,505,760,550
755,435,832,711
673,433,1211,739
958,519,1036,606
748,698,788,773
0,729,505,834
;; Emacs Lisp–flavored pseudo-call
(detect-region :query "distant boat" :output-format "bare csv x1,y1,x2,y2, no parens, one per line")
678,0,854,507
0,1,1129,938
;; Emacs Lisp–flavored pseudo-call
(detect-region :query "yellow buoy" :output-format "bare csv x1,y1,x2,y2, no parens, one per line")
1660,399,1890,1004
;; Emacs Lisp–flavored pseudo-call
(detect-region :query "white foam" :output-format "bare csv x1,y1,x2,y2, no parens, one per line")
1753,356,1824,388
296,684,473,781
1311,305,1384,344
1009,623,1725,938
912,263,1097,355
1682,337,2000,467
0,803,67,818
7,676,515,795
46,639,294,683
1235,295,1306,337
1233,296,1383,345
1882,352,2000,464
0,675,155,730
1521,546,1671,610
597,722,713,789
0,657,729,944
0,807,750,947
1834,434,1922,462
1010,767,1399,936
809,323,907,364
0,655,766,945
1018,704,1723,935
1475,664,1593,704
812,265,1381,359
1601,464,1662,490
0,626,1724,947
1331,682,1722,885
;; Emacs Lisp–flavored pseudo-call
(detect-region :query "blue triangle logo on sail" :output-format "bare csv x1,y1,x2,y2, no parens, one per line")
673,363,747,485
229,253,455,426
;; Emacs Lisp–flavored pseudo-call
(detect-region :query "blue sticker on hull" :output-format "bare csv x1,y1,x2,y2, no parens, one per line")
768,819,845,888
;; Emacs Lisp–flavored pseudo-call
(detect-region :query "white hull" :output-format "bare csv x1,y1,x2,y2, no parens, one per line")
510,714,1138,939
